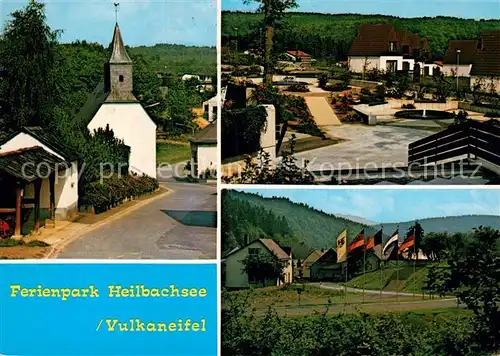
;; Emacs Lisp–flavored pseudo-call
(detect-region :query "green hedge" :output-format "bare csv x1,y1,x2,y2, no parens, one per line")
81,174,159,214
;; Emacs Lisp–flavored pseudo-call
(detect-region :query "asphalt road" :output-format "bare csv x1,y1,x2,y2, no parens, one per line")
58,180,217,259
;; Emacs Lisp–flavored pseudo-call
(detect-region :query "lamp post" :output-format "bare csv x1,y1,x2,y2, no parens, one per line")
456,49,461,95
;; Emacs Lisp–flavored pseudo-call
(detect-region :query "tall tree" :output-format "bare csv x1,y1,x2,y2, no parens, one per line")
243,0,297,85
428,226,500,351
241,250,285,287
0,1,60,130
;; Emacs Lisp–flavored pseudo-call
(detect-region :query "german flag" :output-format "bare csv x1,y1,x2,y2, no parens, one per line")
366,229,383,250
398,228,416,254
348,229,365,253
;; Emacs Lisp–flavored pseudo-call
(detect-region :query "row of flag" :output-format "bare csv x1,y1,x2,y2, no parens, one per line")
336,227,417,263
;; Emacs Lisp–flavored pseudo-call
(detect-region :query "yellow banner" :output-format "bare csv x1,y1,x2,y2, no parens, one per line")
336,229,347,263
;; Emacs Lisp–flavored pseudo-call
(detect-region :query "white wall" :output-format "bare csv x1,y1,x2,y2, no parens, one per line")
196,144,217,177
88,103,157,178
203,97,218,122
379,56,405,71
224,240,292,289
442,64,472,77
261,105,276,165
0,133,79,220
348,57,380,73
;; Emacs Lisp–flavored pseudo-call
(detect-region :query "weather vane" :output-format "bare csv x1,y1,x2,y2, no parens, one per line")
114,2,120,23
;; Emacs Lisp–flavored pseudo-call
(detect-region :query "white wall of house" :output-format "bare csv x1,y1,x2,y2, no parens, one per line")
261,105,276,165
348,57,380,73
379,56,405,71
224,240,293,289
88,103,157,178
191,144,217,177
471,76,500,93
442,64,473,77
0,133,79,220
203,97,218,123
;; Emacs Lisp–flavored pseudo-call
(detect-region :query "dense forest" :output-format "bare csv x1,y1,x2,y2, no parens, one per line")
222,190,500,259
130,44,216,76
222,11,500,60
222,190,369,258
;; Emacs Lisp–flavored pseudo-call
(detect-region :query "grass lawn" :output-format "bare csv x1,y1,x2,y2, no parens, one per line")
223,284,454,316
156,142,191,166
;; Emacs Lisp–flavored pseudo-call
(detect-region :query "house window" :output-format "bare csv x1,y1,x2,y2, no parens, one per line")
119,75,124,82
248,248,260,255
387,60,397,72
424,66,430,76
389,41,397,52
402,62,410,72
402,45,410,54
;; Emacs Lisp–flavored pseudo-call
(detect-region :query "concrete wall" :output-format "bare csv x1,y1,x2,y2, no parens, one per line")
349,79,383,89
0,133,79,220
261,105,276,165
471,76,500,94
88,103,157,178
224,240,292,289
442,64,472,77
459,101,500,115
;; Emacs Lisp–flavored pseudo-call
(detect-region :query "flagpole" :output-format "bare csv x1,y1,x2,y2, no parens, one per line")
396,225,400,304
413,224,417,301
344,227,348,308
380,225,383,303
363,241,366,304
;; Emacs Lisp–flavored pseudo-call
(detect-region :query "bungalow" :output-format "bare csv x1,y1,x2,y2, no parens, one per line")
470,31,500,93
310,248,343,282
442,40,479,77
296,249,326,280
0,127,80,238
348,24,431,74
284,50,312,68
223,238,293,289
188,121,217,178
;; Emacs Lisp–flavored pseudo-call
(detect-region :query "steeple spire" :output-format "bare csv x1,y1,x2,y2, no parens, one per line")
109,23,132,64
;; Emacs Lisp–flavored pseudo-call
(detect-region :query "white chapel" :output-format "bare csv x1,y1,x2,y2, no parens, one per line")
79,22,157,178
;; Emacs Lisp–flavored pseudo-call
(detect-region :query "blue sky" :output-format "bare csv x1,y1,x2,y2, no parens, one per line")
237,189,500,223
223,0,500,20
0,0,217,47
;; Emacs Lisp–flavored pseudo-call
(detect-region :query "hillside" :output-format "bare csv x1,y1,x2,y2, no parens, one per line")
129,44,216,76
382,215,500,235
222,190,371,258
222,11,500,59
222,190,500,259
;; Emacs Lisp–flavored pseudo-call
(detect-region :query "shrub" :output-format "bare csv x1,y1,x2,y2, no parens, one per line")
80,174,159,214
286,83,309,92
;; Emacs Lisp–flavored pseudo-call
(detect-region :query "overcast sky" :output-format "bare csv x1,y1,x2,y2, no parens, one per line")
0,0,217,46
237,189,500,223
223,0,500,20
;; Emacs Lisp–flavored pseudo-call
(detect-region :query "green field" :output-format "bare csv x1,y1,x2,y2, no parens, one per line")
156,142,191,166
224,284,455,317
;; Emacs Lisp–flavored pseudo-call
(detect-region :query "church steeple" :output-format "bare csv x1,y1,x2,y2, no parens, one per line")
109,23,132,64
104,22,136,102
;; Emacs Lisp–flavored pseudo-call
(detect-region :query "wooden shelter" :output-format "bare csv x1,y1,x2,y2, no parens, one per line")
0,147,68,238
